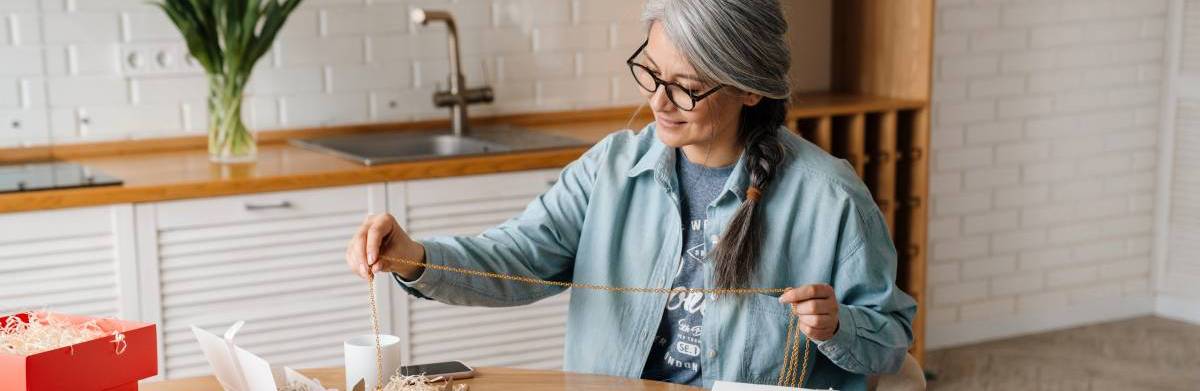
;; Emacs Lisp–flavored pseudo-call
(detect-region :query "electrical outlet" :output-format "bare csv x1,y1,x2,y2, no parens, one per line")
119,43,204,76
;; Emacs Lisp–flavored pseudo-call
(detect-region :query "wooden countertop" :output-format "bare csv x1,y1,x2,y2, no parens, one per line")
0,94,925,214
0,112,632,214
139,367,704,391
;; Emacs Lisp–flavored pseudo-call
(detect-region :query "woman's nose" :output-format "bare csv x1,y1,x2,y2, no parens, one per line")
647,85,675,112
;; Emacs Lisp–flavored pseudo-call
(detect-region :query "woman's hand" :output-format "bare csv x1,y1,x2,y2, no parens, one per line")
345,213,426,280
779,284,840,341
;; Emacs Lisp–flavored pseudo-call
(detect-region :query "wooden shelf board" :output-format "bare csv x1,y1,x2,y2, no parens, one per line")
789,92,927,119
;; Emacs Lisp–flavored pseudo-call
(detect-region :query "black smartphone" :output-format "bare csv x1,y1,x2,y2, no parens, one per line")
397,360,475,380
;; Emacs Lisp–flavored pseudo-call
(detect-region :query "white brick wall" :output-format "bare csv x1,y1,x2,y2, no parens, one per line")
0,3,44,146
930,0,1167,347
0,0,673,145
1160,0,1200,323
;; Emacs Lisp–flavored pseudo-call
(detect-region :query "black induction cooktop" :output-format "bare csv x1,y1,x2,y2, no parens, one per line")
0,162,122,194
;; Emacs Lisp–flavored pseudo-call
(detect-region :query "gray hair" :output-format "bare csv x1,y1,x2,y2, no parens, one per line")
642,0,793,290
641,0,791,99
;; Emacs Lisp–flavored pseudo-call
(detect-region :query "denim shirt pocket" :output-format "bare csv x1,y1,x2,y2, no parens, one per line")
737,293,800,384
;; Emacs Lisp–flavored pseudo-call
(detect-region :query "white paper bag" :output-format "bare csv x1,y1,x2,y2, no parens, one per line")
192,321,336,391
711,380,834,391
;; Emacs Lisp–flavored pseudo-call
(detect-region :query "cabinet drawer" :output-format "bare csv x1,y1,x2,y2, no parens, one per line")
0,205,112,242
405,169,560,207
154,185,370,230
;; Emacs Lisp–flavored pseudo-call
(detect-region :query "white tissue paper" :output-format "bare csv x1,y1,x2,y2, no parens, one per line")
192,321,337,391
711,381,833,391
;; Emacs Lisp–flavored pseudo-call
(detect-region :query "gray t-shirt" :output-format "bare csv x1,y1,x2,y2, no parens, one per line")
641,149,734,386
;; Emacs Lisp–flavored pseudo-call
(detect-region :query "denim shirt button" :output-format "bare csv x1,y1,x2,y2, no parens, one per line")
710,235,719,244
707,349,716,358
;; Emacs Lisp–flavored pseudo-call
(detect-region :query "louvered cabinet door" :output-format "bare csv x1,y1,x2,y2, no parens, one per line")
142,185,380,379
389,169,571,370
0,205,136,318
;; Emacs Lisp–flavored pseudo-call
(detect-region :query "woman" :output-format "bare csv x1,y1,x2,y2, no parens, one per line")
345,0,916,389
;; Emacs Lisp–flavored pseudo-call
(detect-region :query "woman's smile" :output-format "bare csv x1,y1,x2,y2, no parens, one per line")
655,115,687,130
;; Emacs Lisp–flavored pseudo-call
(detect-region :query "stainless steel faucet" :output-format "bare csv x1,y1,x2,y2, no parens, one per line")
410,8,494,137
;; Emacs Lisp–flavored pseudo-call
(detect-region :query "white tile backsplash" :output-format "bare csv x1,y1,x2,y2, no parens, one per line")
17,77,39,107
1,0,831,145
494,0,572,28
278,9,321,38
540,75,609,106
279,36,366,66
0,77,19,108
10,12,41,44
42,12,121,44
246,67,325,95
123,11,180,42
534,24,609,52
0,47,43,75
281,92,370,127
68,44,119,75
323,5,410,36
46,76,128,107
328,64,413,92
372,87,443,121
71,0,154,12
132,76,207,104
0,1,38,12
79,104,182,139
574,0,641,24
0,14,10,45
243,96,280,129
499,52,575,82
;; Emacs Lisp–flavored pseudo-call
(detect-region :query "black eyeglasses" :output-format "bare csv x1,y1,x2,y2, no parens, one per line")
626,39,724,111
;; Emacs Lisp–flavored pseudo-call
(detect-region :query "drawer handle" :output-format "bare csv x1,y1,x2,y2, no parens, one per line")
244,200,293,211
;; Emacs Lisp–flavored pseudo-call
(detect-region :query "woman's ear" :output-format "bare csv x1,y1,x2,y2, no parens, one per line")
742,92,763,107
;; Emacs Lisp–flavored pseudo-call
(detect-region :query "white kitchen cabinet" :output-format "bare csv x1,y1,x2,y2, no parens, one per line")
0,205,138,319
135,184,388,379
388,168,572,370
0,167,571,379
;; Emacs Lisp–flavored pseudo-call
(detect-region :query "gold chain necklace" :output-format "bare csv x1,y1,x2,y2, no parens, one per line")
370,255,812,389
367,274,385,390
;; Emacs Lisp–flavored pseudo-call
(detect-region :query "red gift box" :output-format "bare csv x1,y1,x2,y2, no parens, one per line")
0,312,158,391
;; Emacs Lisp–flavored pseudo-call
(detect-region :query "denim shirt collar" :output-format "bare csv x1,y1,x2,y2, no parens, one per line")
625,128,752,203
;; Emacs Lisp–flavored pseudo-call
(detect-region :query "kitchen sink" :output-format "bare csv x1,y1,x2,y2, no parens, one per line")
289,125,589,166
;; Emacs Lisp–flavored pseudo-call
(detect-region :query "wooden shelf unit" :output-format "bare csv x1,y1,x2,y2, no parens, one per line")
784,0,934,364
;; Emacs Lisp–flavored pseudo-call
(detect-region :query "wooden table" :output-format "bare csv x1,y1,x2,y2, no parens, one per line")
139,367,704,390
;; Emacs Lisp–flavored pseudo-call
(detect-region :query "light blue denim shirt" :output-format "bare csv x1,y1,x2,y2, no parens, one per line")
396,123,917,390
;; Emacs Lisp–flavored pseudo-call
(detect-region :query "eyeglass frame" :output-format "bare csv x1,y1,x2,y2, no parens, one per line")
626,39,724,111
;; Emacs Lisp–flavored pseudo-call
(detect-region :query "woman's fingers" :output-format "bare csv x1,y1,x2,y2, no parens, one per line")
349,220,366,278
346,215,379,280
790,298,837,315
364,214,393,269
778,284,834,304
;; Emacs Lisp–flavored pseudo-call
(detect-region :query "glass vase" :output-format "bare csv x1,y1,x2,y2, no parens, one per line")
207,75,256,163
